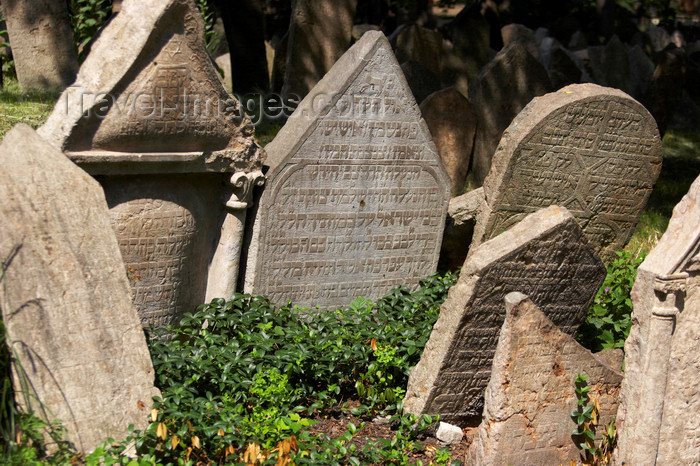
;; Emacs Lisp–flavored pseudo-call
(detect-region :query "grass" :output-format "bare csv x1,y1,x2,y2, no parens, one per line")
0,79,57,136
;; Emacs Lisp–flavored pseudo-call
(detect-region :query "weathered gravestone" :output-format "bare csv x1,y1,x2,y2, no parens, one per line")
501,24,539,60
404,206,606,424
469,41,552,185
38,0,264,328
438,187,484,272
0,124,160,453
419,87,477,195
2,0,78,92
588,36,632,95
471,83,663,261
393,24,443,73
282,0,358,99
245,31,451,310
400,60,443,106
616,174,700,465
467,292,622,465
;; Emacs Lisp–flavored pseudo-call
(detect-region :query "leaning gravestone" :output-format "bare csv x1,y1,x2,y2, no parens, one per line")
245,31,451,310
471,83,663,261
0,124,160,453
467,292,622,465
616,174,700,465
403,206,606,424
38,0,264,328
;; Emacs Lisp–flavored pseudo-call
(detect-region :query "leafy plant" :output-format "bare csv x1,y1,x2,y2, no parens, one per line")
70,0,113,62
195,0,220,55
577,251,644,352
571,373,616,465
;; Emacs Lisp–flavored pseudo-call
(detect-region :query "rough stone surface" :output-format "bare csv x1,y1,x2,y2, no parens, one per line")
616,174,700,465
420,87,476,195
400,60,443,106
472,83,662,261
467,292,622,465
0,124,159,453
436,422,463,445
38,0,263,328
468,41,552,185
501,24,539,60
394,24,443,72
438,187,484,272
3,0,78,92
246,31,451,310
588,36,632,95
215,53,232,91
442,5,491,95
404,206,606,423
282,0,357,99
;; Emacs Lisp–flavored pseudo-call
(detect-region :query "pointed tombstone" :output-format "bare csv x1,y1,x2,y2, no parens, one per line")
393,24,443,72
2,0,78,92
245,31,451,310
0,124,160,453
471,84,663,261
404,206,606,424
616,174,700,465
468,41,552,185
38,0,264,329
467,292,622,465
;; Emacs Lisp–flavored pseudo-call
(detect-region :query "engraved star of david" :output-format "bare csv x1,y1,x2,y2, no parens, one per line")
163,38,183,59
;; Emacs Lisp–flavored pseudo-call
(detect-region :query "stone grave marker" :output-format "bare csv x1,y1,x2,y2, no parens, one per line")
588,36,632,95
469,41,552,185
471,83,663,261
0,124,160,453
3,0,78,92
394,24,443,72
38,0,264,328
245,31,451,310
501,24,539,60
616,174,700,465
467,292,622,465
403,206,606,423
438,187,484,272
400,60,443,106
419,87,477,195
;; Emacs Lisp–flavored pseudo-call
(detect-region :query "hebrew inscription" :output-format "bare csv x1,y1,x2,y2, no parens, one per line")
474,84,662,260
404,206,606,423
250,32,451,309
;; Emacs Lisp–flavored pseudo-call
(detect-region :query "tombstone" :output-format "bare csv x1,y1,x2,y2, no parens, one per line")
647,26,672,53
2,0,78,92
501,24,539,60
38,0,264,328
468,41,552,185
400,60,443,105
441,5,491,95
245,31,451,310
215,53,233,91
646,45,687,136
627,44,655,101
282,0,358,100
616,174,700,465
588,36,632,95
437,187,484,272
547,45,583,90
394,24,443,72
568,30,588,51
0,124,160,452
271,32,289,93
471,84,663,261
419,87,477,195
404,206,606,424
467,292,622,465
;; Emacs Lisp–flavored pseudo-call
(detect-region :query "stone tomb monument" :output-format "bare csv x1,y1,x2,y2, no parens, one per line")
246,31,451,310
467,292,622,465
615,174,700,465
404,206,606,423
471,83,663,261
0,125,159,453
38,0,264,328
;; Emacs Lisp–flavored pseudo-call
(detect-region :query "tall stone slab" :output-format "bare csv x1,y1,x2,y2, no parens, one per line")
394,24,443,72
616,174,700,465
246,31,451,310
467,292,622,465
0,124,159,453
472,84,663,261
404,206,606,424
38,0,264,328
282,0,358,99
3,0,78,92
468,41,552,185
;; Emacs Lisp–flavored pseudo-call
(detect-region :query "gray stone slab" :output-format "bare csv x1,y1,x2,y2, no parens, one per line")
37,0,264,328
404,206,606,423
394,24,443,72
472,83,663,261
0,124,159,453
438,187,484,272
616,174,700,465
246,31,451,310
467,292,622,465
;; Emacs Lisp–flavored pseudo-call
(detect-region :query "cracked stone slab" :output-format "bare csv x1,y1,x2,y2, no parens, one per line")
467,292,622,466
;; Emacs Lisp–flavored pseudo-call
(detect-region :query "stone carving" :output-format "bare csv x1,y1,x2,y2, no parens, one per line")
616,174,700,465
404,206,606,424
469,41,552,185
472,83,663,261
467,292,622,466
0,124,159,452
38,0,264,328
246,31,451,310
